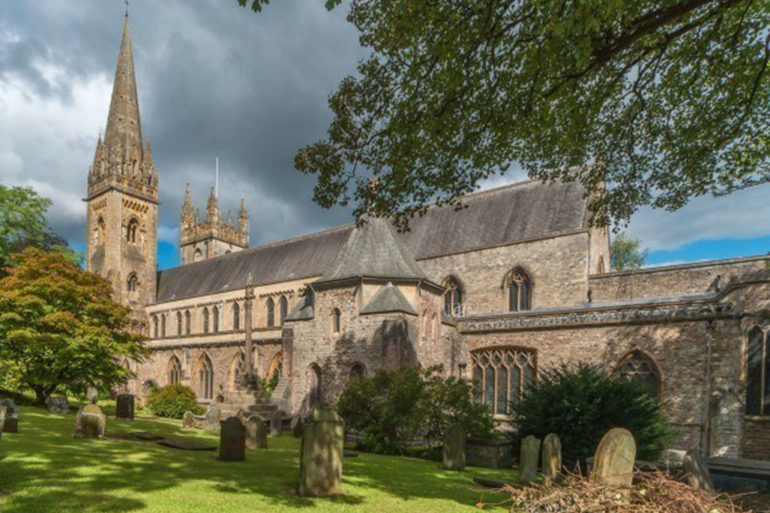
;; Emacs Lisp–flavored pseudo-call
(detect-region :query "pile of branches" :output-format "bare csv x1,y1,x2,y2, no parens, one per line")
486,470,752,513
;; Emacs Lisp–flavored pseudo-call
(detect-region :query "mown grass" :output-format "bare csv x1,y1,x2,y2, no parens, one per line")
0,406,515,513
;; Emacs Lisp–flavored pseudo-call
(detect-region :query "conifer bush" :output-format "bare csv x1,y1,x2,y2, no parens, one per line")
147,384,203,419
513,363,674,468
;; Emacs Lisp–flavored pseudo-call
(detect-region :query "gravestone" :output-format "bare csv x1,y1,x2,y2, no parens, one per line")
244,415,268,450
291,415,303,438
270,411,282,437
298,408,344,496
75,404,107,439
442,423,466,471
47,395,69,414
182,411,195,428
683,449,714,491
219,416,246,461
0,399,19,433
203,404,221,432
116,394,135,421
541,433,562,484
591,428,636,488
519,435,541,484
0,405,6,440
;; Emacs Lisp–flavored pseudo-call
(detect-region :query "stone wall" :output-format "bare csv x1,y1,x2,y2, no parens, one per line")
743,419,770,459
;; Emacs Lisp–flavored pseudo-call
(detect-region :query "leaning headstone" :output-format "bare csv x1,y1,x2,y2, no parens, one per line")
182,411,195,428
591,428,636,488
219,416,246,462
0,405,6,440
541,433,562,484
270,411,282,437
47,395,69,414
442,423,466,471
116,394,135,421
0,399,19,433
74,404,107,439
519,435,541,484
298,407,344,496
245,415,268,450
203,404,221,432
291,415,303,438
683,449,714,491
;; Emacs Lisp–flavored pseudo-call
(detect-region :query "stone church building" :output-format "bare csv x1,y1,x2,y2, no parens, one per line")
87,17,770,460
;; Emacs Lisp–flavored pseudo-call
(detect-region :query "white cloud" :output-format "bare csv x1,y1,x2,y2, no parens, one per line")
157,225,179,244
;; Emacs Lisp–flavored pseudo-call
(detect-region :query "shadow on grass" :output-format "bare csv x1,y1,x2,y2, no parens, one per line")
0,407,509,513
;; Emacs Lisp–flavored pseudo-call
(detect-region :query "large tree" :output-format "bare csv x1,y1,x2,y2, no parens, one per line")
240,0,769,230
0,248,146,404
610,232,648,270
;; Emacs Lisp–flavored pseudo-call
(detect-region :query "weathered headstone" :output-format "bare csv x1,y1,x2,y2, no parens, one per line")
0,399,19,433
683,449,714,491
0,405,6,440
591,428,636,488
203,404,221,432
245,415,268,450
219,416,246,462
298,407,344,496
116,394,135,421
519,435,541,484
270,411,282,437
182,411,195,428
291,415,303,438
74,404,107,439
47,395,69,414
442,423,466,471
541,433,562,484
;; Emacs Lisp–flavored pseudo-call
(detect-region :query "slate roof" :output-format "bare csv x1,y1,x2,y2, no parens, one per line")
155,180,587,303
360,283,418,316
317,217,426,285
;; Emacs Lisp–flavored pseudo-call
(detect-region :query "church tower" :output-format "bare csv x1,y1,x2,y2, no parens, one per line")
85,15,158,328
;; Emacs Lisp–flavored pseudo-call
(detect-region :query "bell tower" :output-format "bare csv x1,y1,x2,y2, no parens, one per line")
85,14,158,328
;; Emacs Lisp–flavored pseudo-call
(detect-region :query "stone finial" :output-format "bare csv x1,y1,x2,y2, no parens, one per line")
226,211,234,227
144,138,154,169
206,186,220,224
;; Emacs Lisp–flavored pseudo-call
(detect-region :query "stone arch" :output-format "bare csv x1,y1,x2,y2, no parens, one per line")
195,353,215,400
305,363,322,409
168,355,182,385
126,217,139,244
93,215,106,244
442,275,464,316
502,266,533,312
127,272,139,293
349,362,366,381
614,349,663,400
331,307,342,334
266,351,282,381
193,248,203,262
279,295,288,325
230,350,246,391
266,297,275,327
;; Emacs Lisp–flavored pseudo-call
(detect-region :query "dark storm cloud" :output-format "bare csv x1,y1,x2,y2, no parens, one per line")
0,0,364,252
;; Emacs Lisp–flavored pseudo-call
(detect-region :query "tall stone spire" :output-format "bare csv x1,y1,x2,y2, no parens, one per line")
104,14,143,160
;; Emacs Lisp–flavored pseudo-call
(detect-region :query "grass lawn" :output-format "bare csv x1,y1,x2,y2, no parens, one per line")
0,406,514,513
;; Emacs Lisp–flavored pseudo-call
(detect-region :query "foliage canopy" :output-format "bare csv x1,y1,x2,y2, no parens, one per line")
611,232,648,270
239,0,770,231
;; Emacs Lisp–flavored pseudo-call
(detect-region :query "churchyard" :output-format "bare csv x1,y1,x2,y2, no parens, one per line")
0,405,514,513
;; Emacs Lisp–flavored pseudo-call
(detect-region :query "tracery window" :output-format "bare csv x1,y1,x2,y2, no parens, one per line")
443,276,463,316
233,302,240,330
332,308,342,334
266,297,275,328
199,355,214,400
615,351,661,399
168,356,182,385
280,296,288,325
471,347,536,415
127,273,139,293
212,306,219,333
506,268,531,312
202,307,210,334
126,218,139,243
747,326,770,416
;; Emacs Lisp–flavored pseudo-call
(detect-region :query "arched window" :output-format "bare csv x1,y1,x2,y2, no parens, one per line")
212,306,219,333
332,308,342,334
94,216,106,244
280,296,288,325
231,351,246,390
193,248,203,262
126,218,139,243
233,302,240,330
350,363,365,381
185,310,191,334
267,352,282,383
443,276,463,316
161,314,167,338
615,351,661,399
747,326,769,416
506,268,532,312
198,355,214,400
176,311,182,335
306,364,322,408
266,297,275,327
202,307,210,333
471,347,536,415
127,273,139,292
152,314,158,338
168,356,182,385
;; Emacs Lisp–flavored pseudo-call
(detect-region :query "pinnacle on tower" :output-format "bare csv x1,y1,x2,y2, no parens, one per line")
206,186,220,223
238,198,249,238
182,182,196,224
104,15,143,160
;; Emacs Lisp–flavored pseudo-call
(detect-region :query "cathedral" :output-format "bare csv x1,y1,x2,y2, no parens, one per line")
86,17,770,460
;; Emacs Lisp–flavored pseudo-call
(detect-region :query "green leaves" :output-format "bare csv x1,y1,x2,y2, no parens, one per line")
610,232,648,270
